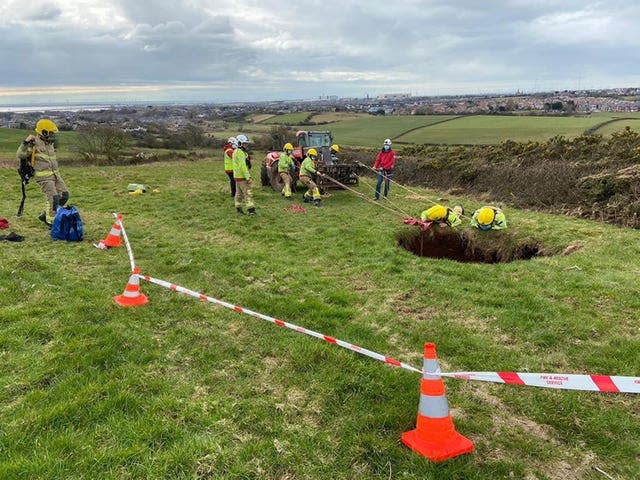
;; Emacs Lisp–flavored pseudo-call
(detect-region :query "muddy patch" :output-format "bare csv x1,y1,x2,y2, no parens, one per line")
398,227,548,263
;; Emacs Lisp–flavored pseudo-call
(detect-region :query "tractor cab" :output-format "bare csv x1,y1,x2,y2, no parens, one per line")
293,130,335,165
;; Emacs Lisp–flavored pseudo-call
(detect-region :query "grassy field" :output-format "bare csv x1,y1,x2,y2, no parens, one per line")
396,115,606,145
308,112,368,123
590,118,640,136
261,112,313,125
0,128,80,163
0,160,639,479
326,115,459,147
247,114,277,124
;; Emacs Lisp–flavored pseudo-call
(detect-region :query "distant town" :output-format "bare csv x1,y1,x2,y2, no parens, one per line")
1,87,639,131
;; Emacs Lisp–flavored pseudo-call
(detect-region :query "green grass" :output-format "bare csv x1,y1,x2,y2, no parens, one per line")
308,112,368,123
327,115,458,147
396,115,606,145
0,128,80,163
0,161,638,479
590,118,640,136
261,112,313,125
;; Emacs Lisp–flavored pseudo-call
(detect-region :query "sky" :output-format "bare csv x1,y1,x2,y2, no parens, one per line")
1,0,639,105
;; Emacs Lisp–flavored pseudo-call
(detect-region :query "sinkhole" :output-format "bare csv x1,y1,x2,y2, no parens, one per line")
398,227,545,263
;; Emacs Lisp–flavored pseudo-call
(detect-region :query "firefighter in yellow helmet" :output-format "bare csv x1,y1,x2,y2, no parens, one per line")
421,204,463,227
278,142,295,199
16,119,69,227
330,144,340,162
471,206,507,230
299,148,323,207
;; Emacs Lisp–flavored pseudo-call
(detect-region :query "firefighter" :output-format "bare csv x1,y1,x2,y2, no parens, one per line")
16,119,69,227
471,206,507,230
330,143,340,162
373,138,395,200
223,136,237,198
421,204,464,227
278,142,295,199
299,148,323,207
232,134,256,215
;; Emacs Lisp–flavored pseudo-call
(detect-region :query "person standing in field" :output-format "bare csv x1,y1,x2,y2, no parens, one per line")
16,118,70,227
298,148,323,207
373,138,395,200
232,134,256,215
223,136,237,198
278,142,295,200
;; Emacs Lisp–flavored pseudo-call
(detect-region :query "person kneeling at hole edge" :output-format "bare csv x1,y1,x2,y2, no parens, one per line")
16,119,70,227
421,204,463,227
471,206,507,231
232,134,256,215
299,148,323,207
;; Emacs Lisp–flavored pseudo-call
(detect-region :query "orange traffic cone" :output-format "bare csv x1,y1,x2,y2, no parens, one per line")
101,215,123,248
401,343,474,461
114,267,148,307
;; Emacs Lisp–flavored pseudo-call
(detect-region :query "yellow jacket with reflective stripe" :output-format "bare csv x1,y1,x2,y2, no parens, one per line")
232,147,250,180
16,136,58,176
299,156,316,177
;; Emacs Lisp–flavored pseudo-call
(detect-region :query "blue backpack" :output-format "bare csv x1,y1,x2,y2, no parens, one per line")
51,205,84,241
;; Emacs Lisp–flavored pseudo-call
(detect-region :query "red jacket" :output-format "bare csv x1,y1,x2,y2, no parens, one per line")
374,149,396,170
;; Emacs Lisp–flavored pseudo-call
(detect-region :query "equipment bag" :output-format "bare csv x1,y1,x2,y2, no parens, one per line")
51,205,84,242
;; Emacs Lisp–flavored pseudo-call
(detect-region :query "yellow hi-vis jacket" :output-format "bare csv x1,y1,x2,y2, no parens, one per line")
232,147,250,180
278,151,294,173
299,156,316,177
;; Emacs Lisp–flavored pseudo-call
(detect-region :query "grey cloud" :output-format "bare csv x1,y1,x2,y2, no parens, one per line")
1,0,640,102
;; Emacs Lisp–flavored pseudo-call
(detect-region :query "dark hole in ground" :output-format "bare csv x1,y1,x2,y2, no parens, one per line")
398,227,544,263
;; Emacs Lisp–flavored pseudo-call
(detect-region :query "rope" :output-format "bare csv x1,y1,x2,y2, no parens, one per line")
319,173,410,218
355,161,472,220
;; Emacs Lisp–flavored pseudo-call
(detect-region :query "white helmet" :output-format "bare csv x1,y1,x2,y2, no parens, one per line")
227,136,238,147
236,134,250,144
383,138,392,146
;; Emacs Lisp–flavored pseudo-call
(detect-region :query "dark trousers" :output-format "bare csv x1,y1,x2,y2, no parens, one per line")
375,168,393,199
226,171,236,197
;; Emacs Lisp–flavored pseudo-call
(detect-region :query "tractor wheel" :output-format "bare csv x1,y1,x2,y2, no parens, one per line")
260,163,270,186
270,161,285,192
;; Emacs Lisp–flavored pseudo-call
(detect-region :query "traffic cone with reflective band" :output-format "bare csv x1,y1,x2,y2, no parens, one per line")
401,343,474,461
101,214,123,248
114,267,148,307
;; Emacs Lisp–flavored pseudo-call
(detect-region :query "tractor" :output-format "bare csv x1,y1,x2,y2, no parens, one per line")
261,130,360,192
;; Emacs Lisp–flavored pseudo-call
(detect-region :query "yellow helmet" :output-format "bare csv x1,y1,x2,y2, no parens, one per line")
331,144,340,153
307,148,318,157
425,204,447,221
283,142,294,151
35,119,58,136
477,207,496,226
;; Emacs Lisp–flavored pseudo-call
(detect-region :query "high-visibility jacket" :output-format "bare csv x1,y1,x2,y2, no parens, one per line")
421,207,462,227
16,136,58,177
278,151,294,173
471,207,507,230
223,143,235,173
299,156,316,177
232,147,250,180
373,148,395,170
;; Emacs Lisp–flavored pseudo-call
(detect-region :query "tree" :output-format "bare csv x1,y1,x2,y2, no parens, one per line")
76,126,131,165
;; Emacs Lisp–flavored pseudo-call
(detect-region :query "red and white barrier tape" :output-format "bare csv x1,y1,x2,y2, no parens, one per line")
114,212,136,273
136,272,423,375
440,371,640,394
116,215,640,394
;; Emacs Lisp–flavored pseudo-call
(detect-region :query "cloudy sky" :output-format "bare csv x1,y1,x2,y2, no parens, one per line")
1,0,639,105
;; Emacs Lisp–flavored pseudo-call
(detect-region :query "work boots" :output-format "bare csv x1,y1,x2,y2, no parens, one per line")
247,207,256,216
236,207,244,215
37,211,52,228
